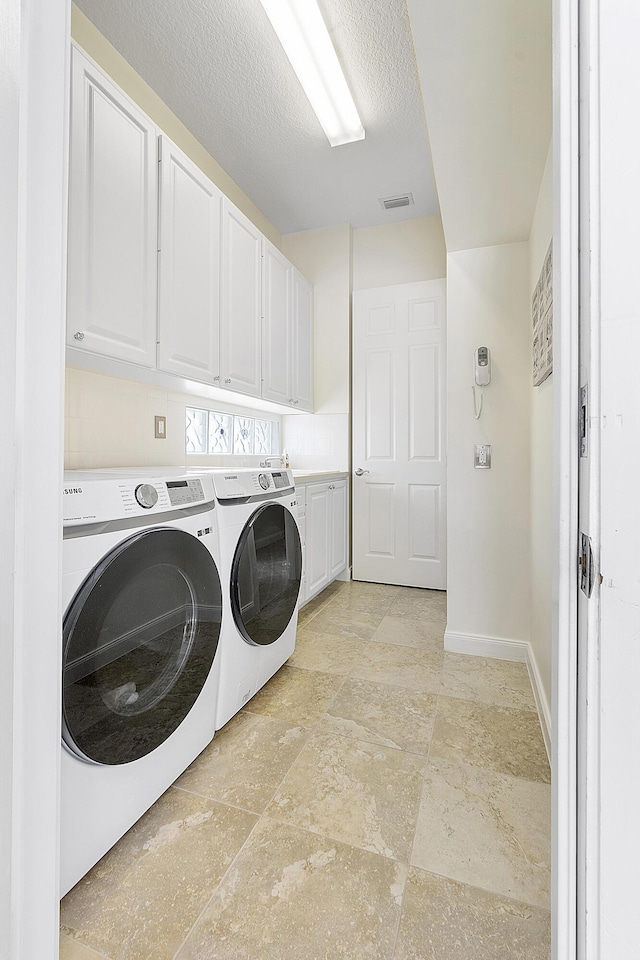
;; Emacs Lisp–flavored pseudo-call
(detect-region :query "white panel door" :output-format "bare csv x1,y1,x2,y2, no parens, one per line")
220,198,262,397
352,279,447,588
262,240,291,405
157,136,221,382
291,269,314,411
67,45,157,366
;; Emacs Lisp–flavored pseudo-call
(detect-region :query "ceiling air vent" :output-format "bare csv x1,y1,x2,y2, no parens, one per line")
379,192,414,211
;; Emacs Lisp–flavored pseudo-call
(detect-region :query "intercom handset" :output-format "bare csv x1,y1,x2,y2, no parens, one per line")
472,347,491,419
475,346,491,386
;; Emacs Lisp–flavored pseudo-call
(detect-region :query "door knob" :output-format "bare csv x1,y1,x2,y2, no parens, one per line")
354,468,370,477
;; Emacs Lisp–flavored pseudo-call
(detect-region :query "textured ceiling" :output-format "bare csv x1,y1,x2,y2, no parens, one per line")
74,0,439,235
407,0,552,251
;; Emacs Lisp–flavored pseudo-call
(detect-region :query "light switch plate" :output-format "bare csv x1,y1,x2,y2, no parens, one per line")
154,415,166,439
474,443,491,468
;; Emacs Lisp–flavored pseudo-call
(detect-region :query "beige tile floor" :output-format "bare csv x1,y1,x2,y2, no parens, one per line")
60,581,551,960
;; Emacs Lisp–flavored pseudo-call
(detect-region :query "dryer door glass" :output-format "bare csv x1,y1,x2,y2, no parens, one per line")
62,528,222,765
231,503,302,646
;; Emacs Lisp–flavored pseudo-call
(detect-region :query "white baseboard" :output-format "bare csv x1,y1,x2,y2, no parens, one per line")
526,644,552,761
444,629,528,662
443,628,551,762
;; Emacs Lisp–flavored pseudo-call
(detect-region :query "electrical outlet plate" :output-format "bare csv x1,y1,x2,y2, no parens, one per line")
474,443,491,468
154,415,166,439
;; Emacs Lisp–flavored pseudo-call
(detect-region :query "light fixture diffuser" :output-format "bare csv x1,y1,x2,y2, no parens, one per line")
260,0,365,147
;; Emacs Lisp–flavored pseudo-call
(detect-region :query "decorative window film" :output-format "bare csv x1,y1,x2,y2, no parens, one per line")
208,412,233,454
186,407,278,456
233,417,254,455
254,420,272,455
185,407,208,454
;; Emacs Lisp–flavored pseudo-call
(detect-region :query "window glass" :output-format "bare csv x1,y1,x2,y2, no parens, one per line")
208,412,233,454
186,407,278,457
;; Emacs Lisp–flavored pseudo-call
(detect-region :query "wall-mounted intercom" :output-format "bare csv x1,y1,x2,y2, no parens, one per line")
475,346,491,386
472,346,491,419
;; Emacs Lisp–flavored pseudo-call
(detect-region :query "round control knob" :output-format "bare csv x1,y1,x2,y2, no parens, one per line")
258,473,270,491
135,483,158,509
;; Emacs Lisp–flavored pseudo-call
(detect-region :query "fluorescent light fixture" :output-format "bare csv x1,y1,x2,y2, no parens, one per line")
260,0,365,147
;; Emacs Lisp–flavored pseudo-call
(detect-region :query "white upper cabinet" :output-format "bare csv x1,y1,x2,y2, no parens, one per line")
261,240,291,405
67,46,157,367
220,199,262,397
261,242,314,411
291,269,313,412
157,136,222,382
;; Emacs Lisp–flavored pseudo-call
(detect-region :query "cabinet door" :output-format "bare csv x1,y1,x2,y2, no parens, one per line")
291,269,314,411
157,136,221,382
220,199,262,397
262,241,291,405
329,480,348,579
306,483,330,597
67,46,157,366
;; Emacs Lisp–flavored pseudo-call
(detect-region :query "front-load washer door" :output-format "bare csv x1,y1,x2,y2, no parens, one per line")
62,527,222,765
231,503,302,646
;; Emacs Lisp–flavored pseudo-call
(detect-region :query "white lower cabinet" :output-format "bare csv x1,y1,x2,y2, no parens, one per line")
302,478,348,603
329,480,348,579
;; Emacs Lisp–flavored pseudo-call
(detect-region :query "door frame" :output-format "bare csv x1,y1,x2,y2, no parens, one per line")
553,0,601,956
0,0,69,957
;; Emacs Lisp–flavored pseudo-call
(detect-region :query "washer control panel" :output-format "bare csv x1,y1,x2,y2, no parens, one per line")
166,478,205,506
135,483,159,509
63,473,212,526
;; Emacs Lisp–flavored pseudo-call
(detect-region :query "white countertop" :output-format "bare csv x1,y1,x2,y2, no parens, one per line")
292,469,349,484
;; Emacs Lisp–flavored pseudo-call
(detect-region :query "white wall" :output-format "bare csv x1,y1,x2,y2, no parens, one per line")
353,216,446,290
446,243,532,646
281,225,352,471
65,367,282,471
281,217,447,472
529,143,553,717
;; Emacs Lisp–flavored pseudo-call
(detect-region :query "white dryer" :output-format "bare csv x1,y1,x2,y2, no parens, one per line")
211,468,302,729
61,470,222,895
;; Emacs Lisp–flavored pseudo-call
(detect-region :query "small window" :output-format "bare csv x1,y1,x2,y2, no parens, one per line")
186,407,279,456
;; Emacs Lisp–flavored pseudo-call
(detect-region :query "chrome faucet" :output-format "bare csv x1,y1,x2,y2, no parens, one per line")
259,456,285,468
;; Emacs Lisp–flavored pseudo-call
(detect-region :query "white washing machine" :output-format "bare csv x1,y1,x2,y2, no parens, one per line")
61,470,222,895
211,468,302,729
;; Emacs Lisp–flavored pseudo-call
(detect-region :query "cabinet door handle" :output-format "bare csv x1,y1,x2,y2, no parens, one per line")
213,375,220,382
224,378,231,384
73,331,85,341
293,399,299,405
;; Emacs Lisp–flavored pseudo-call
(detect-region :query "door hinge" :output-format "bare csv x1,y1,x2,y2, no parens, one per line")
579,532,596,597
580,384,588,457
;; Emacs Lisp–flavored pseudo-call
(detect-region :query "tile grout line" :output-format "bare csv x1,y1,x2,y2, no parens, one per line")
406,864,552,915
59,933,114,960
170,805,268,960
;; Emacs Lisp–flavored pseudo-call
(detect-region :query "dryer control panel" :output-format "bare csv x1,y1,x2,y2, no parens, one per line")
212,469,294,501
